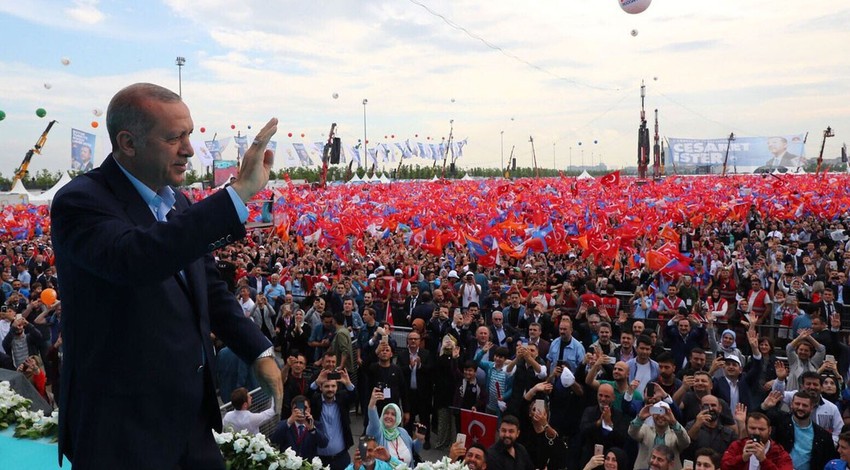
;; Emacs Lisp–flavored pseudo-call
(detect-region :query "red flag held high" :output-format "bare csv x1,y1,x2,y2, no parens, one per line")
599,170,620,186
459,409,499,449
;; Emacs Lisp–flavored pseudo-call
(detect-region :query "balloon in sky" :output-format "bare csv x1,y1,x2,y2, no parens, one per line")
630,29,639,37
653,76,659,81
92,108,103,116
91,121,99,128
231,124,236,129
43,82,52,89
36,108,47,118
332,92,339,99
618,0,651,14
61,57,71,66
247,125,252,130
200,127,206,133
451,98,455,103
0,110,5,121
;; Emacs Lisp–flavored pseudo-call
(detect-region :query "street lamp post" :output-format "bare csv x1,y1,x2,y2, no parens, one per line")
553,142,556,169
175,56,186,97
500,131,504,171
362,99,368,168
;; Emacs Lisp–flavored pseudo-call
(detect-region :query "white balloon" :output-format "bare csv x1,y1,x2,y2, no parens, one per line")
619,0,652,15
92,108,103,116
630,29,639,37
61,57,71,66
451,98,456,103
43,83,52,89
653,76,659,81
332,92,339,99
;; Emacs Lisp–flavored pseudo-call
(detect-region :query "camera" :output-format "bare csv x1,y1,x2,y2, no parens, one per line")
702,405,718,422
750,434,761,444
327,371,341,380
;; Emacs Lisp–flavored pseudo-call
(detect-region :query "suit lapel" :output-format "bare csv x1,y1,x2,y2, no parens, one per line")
99,155,158,227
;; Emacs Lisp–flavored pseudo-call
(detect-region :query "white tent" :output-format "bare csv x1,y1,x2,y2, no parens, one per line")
348,173,363,183
368,173,381,183
379,174,391,184
38,172,73,203
431,175,439,181
461,173,473,181
577,170,593,180
8,179,30,195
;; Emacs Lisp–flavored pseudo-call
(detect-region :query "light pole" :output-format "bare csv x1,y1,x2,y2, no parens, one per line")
175,56,186,97
500,131,504,171
362,99,368,168
569,146,572,170
553,142,556,169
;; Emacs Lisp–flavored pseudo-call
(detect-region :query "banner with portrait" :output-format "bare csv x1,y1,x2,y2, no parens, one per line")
71,128,96,172
666,133,807,173
213,160,238,187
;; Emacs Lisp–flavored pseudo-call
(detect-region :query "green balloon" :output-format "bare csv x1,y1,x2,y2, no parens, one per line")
0,110,5,121
36,108,46,118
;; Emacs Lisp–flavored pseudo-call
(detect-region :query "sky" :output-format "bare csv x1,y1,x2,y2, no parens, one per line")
0,0,849,175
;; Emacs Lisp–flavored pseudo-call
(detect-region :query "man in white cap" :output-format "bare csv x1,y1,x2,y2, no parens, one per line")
712,329,762,410
629,400,691,469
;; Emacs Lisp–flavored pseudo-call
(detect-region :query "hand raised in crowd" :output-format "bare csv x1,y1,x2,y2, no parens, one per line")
774,360,788,380
761,390,783,409
735,403,747,423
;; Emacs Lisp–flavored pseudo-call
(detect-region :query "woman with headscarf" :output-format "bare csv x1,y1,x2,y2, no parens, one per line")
366,387,423,466
706,315,745,373
581,447,629,470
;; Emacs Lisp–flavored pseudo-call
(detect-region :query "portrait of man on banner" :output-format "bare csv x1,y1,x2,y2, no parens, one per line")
70,128,96,172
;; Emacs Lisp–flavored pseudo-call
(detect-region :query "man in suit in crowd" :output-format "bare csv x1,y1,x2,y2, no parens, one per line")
51,83,283,469
398,329,435,448
311,371,356,470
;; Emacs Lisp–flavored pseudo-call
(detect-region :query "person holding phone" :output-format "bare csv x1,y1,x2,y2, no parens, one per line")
628,401,691,469
720,412,792,469
270,395,326,459
581,447,628,470
365,387,423,466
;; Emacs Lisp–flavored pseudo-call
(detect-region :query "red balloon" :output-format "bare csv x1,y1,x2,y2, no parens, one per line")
91,121,99,128
415,134,418,137
41,288,57,306
200,127,206,133
231,124,236,129
391,134,395,139
301,133,305,138
384,135,387,139
365,140,369,144
288,132,293,138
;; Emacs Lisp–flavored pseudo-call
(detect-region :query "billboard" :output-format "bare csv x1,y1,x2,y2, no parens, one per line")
667,134,806,173
71,128,96,172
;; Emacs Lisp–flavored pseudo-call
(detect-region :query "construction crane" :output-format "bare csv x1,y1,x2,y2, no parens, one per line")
14,120,57,185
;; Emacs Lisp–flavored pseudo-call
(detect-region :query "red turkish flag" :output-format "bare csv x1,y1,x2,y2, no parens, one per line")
459,409,499,449
599,170,620,186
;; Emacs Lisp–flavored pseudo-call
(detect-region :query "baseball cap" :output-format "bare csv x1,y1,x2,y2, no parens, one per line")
394,268,403,275
448,270,459,279
724,355,742,366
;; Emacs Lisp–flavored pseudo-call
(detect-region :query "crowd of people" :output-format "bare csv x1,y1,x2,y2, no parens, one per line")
7,201,850,469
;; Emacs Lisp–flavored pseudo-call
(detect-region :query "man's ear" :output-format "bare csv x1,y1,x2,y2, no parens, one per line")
116,131,137,156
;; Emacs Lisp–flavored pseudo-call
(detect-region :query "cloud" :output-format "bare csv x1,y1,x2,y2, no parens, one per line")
64,0,105,25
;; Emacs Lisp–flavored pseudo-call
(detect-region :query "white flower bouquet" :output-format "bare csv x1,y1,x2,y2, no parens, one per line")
214,429,328,470
13,408,59,440
0,381,33,430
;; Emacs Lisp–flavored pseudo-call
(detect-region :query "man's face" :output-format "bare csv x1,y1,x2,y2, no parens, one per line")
637,343,651,361
292,355,306,374
343,299,354,313
468,305,479,317
528,324,541,340
588,315,600,332
321,380,338,399
693,374,711,393
632,322,645,336
463,366,477,381
746,417,771,443
378,345,393,361
598,326,611,344
690,352,706,370
802,377,822,398
559,320,573,340
667,286,677,297
659,362,675,379
612,362,628,381
648,449,671,470
322,355,337,371
677,320,690,336
724,359,742,378
791,396,812,421
433,290,444,303
476,327,489,344
510,293,520,307
597,385,615,407
364,292,373,304
322,316,334,330
824,290,835,303
407,333,421,350
767,137,787,155
491,312,504,328
315,299,326,313
125,99,194,190
464,447,486,470
498,423,519,448
620,333,633,350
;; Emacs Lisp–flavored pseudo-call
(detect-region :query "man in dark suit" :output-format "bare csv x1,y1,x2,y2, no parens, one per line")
246,266,269,297
578,383,628,467
270,395,327,458
50,83,283,469
311,372,356,470
712,354,761,410
398,329,435,448
489,311,520,356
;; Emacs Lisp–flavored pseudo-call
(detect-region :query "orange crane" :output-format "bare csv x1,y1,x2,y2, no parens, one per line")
13,120,57,185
